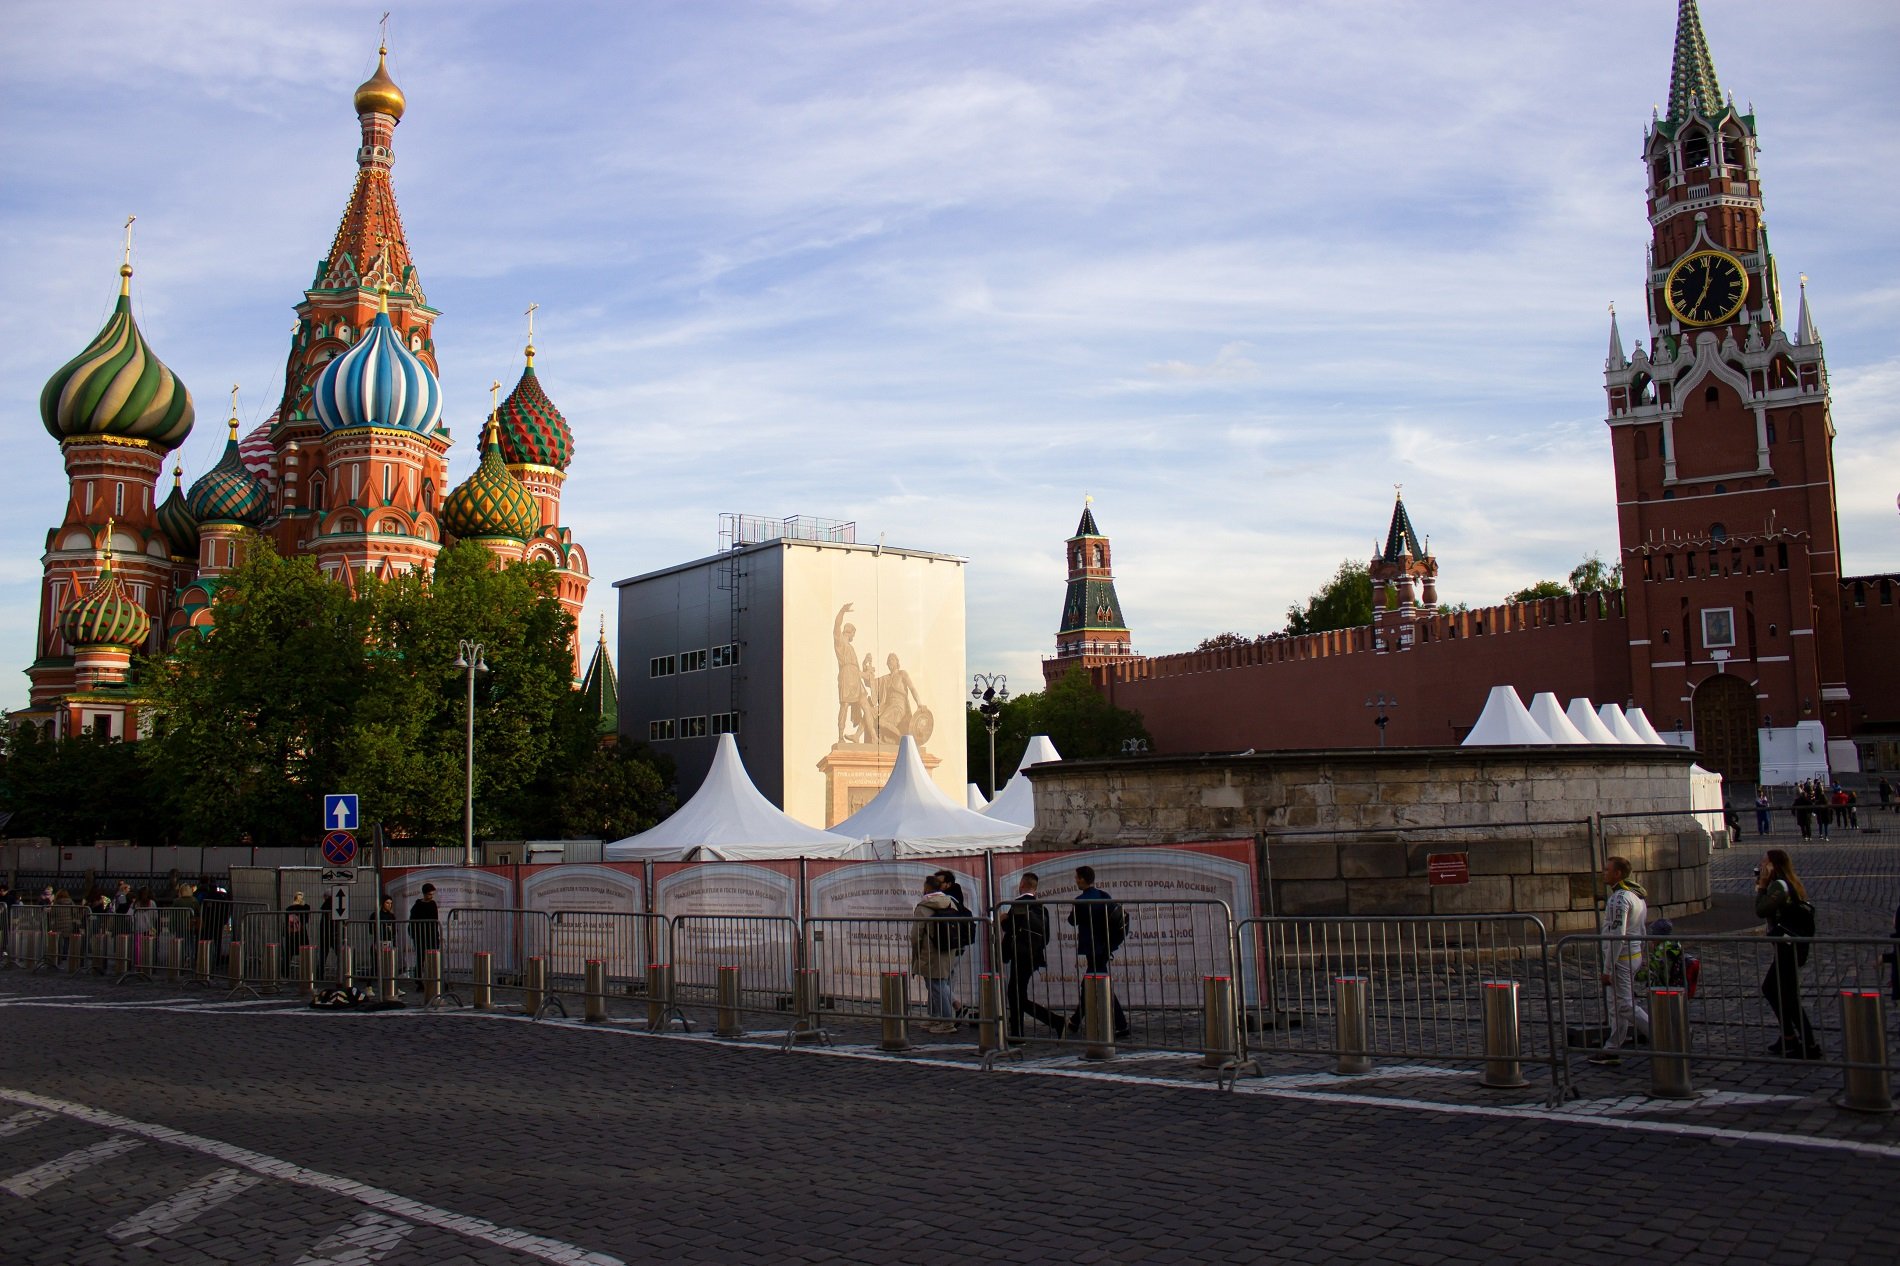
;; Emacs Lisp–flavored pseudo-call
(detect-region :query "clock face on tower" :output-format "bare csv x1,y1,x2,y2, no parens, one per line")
1664,249,1749,326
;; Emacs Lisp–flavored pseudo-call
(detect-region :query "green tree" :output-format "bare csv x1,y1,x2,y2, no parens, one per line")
0,726,173,847
1195,632,1256,651
1507,578,1569,602
1568,552,1624,593
555,744,676,842
966,667,1150,793
1285,560,1373,636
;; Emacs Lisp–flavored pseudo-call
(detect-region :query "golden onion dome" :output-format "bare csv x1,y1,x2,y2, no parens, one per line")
353,45,406,120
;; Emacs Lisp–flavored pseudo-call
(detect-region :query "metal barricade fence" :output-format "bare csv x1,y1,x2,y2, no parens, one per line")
545,911,662,997
669,915,801,1028
340,917,417,988
443,909,553,1004
1554,933,1900,1085
1240,915,1559,1089
801,915,991,1038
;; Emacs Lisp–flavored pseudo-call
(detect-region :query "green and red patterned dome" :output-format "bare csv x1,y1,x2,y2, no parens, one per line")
495,348,572,471
442,416,541,542
40,266,195,452
60,528,152,650
187,417,271,527
155,464,200,559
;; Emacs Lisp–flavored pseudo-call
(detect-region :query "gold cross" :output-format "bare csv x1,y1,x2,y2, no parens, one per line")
230,383,240,416
379,11,390,49
121,215,136,268
1394,483,1403,500
525,301,539,344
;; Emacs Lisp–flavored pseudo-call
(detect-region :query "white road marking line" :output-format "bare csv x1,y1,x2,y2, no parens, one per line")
0,1109,52,1138
1,1136,142,1197
0,1088,622,1266
290,1209,414,1265
108,1166,261,1246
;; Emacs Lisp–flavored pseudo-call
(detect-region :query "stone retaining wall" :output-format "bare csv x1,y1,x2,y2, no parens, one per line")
1024,746,1715,932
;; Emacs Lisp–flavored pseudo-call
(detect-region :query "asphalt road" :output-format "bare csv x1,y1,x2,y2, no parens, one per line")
2,972,1896,1265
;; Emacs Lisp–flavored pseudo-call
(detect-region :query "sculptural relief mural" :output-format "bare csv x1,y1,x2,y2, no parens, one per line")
832,603,934,748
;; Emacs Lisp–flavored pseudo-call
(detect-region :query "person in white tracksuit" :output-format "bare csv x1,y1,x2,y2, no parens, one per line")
1588,856,1651,1066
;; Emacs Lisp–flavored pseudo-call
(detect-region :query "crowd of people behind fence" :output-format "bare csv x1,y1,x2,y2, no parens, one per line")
1745,777,1892,840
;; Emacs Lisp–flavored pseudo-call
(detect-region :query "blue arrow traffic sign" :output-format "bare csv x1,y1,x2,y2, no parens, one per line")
324,794,359,832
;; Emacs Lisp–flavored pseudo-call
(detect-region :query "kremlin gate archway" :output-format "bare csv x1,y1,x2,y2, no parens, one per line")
1693,673,1759,788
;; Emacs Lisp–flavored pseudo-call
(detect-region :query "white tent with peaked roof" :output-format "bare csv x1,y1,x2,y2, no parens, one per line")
1565,698,1620,743
1624,707,1669,745
981,734,1062,828
966,784,988,811
603,734,863,861
1462,685,1554,745
1597,702,1647,744
1528,693,1592,743
836,736,1029,857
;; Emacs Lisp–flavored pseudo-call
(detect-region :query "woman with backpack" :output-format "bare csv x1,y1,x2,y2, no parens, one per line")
1756,849,1820,1060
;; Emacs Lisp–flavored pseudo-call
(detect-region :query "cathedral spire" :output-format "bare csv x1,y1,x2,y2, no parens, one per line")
1666,0,1724,125
1606,302,1627,371
1795,274,1821,347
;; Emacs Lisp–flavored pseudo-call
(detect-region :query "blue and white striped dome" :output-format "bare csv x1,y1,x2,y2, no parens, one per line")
311,310,443,435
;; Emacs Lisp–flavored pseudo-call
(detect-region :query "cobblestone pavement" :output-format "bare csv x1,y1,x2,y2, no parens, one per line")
3,970,1898,1265
1711,818,1900,937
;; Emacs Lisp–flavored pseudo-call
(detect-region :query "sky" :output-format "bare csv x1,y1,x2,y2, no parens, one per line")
2,0,1896,712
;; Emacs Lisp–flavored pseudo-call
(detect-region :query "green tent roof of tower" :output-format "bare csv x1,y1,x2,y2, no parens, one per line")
1666,0,1724,126
579,625,618,735
1382,495,1425,562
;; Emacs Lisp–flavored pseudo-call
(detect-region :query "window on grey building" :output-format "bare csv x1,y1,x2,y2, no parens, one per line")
647,719,675,741
650,655,676,678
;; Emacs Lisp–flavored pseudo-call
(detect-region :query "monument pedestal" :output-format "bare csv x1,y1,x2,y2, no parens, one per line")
817,743,941,827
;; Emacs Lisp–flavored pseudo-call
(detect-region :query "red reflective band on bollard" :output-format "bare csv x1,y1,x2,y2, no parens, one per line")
1842,989,1882,998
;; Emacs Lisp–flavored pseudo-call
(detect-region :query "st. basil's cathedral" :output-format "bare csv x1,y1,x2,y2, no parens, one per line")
22,46,596,740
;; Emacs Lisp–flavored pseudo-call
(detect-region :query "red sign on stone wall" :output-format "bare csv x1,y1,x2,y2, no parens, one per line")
1427,853,1470,886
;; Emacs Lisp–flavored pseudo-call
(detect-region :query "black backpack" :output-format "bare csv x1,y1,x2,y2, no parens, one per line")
1106,901,1130,952
1776,896,1817,940
932,900,977,952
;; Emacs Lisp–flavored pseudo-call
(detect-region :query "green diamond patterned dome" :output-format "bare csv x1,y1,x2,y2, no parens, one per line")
187,418,271,527
495,355,572,470
41,267,195,452
155,464,200,559
443,416,541,542
60,531,151,650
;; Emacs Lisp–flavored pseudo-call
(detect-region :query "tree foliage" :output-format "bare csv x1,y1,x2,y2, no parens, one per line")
1507,578,1570,602
1509,552,1625,604
0,726,172,847
966,666,1150,795
1284,560,1373,636
136,539,667,847
1195,632,1255,651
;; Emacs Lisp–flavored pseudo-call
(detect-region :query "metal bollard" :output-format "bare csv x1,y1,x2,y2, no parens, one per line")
978,974,1004,1053
260,945,279,994
378,943,399,1004
646,963,673,1031
715,965,744,1037
879,972,912,1051
472,951,493,1009
298,944,317,999
791,968,823,1043
1201,975,1239,1068
195,939,214,985
227,942,245,992
335,943,353,989
1648,987,1693,1099
1838,990,1894,1114
1335,976,1372,1075
1082,974,1115,1061
524,956,548,1016
584,959,607,1023
422,949,443,1003
115,933,132,977
67,933,86,973
1480,980,1529,1089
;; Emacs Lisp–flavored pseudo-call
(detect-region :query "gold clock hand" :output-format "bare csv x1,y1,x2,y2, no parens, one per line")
1693,267,1713,313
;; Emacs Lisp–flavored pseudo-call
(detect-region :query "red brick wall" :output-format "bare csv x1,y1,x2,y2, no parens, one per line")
1842,575,1900,729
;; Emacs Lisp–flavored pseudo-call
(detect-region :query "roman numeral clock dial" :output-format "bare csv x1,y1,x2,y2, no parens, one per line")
1664,249,1749,326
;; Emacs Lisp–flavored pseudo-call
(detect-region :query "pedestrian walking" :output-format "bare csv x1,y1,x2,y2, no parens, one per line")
1755,788,1771,837
1067,865,1131,1039
1588,857,1650,1066
1756,849,1820,1059
932,869,975,1015
1844,788,1859,829
316,892,341,978
1879,776,1894,814
998,872,1066,1041
408,884,440,986
1815,783,1833,839
1793,787,1813,840
284,891,311,973
909,874,959,1034
110,881,132,916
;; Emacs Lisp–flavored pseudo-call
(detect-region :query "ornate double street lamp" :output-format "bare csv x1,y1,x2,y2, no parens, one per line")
1365,693,1398,748
455,639,488,865
971,673,1008,798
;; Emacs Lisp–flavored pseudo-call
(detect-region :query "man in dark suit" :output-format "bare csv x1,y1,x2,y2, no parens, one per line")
999,873,1065,1041
1068,865,1130,1038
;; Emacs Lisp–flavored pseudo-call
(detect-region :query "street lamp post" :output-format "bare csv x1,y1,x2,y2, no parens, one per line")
455,639,488,866
1365,693,1397,748
970,673,1008,798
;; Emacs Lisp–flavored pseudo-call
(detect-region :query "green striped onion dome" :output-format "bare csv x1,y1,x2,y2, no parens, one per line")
41,267,195,452
495,355,572,470
60,552,151,650
155,464,200,558
442,417,541,542
187,419,271,527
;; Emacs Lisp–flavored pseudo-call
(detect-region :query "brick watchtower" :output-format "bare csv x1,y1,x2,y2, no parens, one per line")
1369,489,1438,654
1045,498,1135,687
1605,0,1849,784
